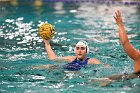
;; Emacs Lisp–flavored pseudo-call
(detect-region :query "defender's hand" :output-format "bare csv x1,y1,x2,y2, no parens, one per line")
114,10,123,25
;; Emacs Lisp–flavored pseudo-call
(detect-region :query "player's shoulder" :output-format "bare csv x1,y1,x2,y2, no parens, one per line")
64,56,76,62
88,58,102,64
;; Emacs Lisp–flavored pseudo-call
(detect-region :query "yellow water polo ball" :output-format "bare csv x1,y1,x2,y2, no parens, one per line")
39,23,55,40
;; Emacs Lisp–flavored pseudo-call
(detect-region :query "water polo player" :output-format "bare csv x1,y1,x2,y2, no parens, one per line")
92,10,140,87
37,23,108,71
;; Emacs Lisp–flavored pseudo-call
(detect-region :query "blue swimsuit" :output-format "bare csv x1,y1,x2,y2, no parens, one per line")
63,58,89,71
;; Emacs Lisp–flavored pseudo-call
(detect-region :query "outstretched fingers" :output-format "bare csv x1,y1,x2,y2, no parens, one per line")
114,10,123,25
118,10,121,17
114,16,117,21
115,10,120,19
115,11,118,18
114,11,119,24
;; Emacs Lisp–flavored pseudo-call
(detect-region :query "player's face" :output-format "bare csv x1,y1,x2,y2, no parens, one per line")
75,45,87,60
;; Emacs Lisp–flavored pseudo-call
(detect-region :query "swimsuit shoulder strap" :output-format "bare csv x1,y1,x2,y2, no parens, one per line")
70,58,78,64
84,58,90,65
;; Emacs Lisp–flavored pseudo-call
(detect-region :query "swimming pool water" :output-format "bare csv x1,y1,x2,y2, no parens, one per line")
0,2,140,93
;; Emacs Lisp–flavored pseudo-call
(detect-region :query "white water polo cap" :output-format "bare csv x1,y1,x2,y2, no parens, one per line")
75,40,89,54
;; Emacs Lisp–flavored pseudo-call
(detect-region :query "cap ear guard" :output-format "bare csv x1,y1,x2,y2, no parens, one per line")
74,40,89,54
86,45,90,54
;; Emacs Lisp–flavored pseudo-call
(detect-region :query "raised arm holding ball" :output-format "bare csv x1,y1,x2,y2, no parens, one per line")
37,23,107,71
